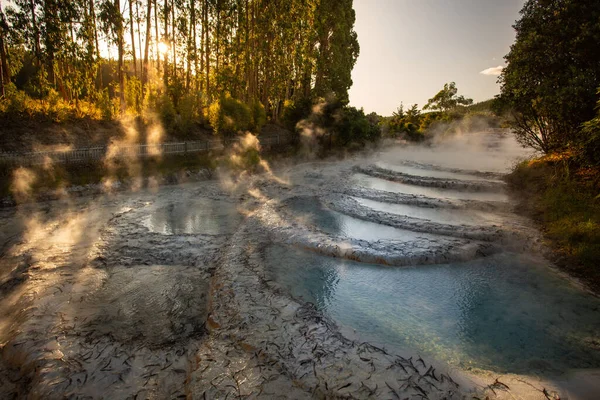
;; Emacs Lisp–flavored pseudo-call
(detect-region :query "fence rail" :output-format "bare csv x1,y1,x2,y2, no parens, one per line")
0,134,291,166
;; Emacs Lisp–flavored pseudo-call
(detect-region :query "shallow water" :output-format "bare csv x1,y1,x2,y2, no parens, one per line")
286,196,440,242
263,244,600,374
354,197,505,226
375,162,503,183
352,173,509,202
142,198,241,235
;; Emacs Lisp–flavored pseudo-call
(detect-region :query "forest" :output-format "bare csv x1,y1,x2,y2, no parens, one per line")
0,0,362,141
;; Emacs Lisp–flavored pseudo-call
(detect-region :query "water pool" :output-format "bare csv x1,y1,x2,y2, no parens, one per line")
142,198,242,235
263,244,600,374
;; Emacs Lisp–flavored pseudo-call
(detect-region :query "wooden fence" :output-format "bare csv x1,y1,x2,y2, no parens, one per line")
0,134,291,166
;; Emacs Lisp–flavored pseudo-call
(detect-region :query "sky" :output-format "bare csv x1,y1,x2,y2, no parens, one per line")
349,0,526,116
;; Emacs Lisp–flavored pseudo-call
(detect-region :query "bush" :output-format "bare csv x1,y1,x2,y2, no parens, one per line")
98,88,117,121
282,98,312,131
581,88,600,166
176,93,197,135
208,94,252,136
125,76,142,114
1,83,30,115
250,100,267,130
158,93,176,128
333,106,381,146
45,89,70,122
507,157,600,290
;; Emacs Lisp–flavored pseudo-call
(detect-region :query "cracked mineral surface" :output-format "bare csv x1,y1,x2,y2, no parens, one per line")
1,133,599,399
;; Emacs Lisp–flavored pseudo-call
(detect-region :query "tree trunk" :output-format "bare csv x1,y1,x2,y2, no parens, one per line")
185,0,193,90
143,0,152,93
129,0,137,79
205,0,210,103
154,0,159,72
136,0,142,70
163,0,169,88
192,0,199,93
29,0,41,66
116,0,126,113
171,0,176,79
0,3,9,97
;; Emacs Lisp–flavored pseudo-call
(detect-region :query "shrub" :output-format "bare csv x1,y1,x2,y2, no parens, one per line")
333,106,381,146
158,93,176,128
125,76,142,114
208,94,252,136
1,83,30,115
175,92,199,136
282,98,312,131
45,89,70,122
250,99,267,130
98,88,117,121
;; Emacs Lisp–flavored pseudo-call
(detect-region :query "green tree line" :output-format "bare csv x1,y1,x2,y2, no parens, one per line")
0,0,359,135
498,0,600,165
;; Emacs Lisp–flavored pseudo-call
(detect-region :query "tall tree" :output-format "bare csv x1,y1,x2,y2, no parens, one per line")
0,3,10,96
499,0,600,153
128,0,137,78
423,82,473,113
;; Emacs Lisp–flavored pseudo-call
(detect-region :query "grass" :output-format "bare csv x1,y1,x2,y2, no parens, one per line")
506,153,600,292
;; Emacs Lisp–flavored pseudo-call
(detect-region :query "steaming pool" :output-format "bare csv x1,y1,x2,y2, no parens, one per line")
2,132,600,398
263,244,600,374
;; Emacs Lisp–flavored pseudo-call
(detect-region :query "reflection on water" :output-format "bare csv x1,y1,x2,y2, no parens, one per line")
286,196,439,241
143,198,241,235
264,244,600,374
353,173,509,202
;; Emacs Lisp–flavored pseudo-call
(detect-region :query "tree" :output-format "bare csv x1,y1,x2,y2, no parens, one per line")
498,0,600,153
392,102,404,119
423,82,472,112
2,0,363,129
313,0,359,104
405,104,421,125
0,3,10,96
581,87,600,165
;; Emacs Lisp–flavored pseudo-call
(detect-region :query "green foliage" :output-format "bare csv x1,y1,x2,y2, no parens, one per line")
313,0,360,104
1,82,100,121
282,98,313,131
423,82,473,112
581,88,600,166
508,157,600,289
125,76,142,114
45,88,70,122
2,0,362,138
250,100,267,131
176,93,198,135
208,94,252,136
467,99,497,114
499,0,600,154
98,88,117,121
332,106,380,146
157,92,176,128
1,82,29,114
385,103,427,140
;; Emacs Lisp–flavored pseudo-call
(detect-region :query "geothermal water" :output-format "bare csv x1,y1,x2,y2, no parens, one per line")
1,132,600,399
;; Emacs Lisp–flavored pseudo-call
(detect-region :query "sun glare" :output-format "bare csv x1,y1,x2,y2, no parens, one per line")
158,41,169,55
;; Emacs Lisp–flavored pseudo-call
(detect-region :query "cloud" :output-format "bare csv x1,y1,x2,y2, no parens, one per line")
480,65,504,76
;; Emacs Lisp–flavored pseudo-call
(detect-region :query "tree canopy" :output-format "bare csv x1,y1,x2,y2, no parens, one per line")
0,0,360,127
423,82,472,113
498,0,600,154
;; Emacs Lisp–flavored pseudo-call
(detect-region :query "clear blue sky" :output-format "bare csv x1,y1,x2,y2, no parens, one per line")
349,0,526,116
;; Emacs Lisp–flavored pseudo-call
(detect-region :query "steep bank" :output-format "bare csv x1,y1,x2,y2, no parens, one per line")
506,154,600,294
